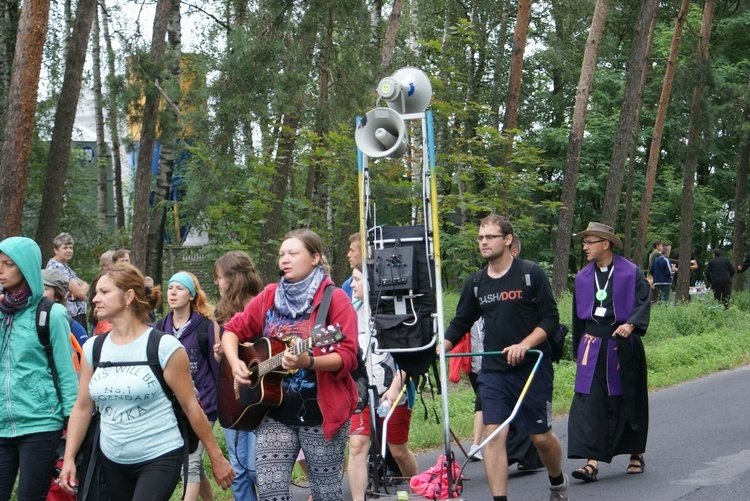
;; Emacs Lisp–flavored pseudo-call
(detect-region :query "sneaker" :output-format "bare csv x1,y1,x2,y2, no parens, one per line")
467,444,483,461
549,474,569,501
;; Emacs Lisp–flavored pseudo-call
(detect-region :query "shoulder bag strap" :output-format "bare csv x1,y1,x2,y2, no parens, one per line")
313,285,334,332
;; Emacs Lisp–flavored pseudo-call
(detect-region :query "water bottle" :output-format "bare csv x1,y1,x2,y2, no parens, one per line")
377,399,391,418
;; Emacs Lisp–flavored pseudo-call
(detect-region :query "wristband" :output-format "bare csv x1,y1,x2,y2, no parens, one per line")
307,353,315,369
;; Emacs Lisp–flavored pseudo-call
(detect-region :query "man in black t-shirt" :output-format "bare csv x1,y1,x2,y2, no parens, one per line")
442,215,567,501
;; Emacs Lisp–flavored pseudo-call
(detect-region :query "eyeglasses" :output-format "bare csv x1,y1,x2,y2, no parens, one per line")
476,234,505,242
582,239,606,247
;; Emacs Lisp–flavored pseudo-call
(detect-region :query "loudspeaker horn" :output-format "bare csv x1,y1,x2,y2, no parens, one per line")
355,107,408,158
377,67,433,114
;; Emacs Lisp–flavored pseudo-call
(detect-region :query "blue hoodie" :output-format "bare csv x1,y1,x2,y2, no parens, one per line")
0,237,78,437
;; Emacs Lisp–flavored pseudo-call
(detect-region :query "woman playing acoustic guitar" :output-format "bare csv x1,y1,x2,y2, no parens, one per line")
221,229,359,501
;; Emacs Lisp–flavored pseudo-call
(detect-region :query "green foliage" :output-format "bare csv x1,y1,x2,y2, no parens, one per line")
170,287,749,500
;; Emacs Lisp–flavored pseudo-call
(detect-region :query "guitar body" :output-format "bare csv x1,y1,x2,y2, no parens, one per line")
217,326,344,431
217,337,289,431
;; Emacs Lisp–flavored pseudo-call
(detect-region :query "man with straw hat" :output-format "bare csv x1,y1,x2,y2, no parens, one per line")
568,222,651,483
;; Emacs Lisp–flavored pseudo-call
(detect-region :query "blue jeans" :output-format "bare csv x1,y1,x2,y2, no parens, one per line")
0,429,61,501
655,284,671,303
223,428,258,501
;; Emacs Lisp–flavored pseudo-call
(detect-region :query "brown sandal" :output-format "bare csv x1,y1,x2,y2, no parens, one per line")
626,455,645,474
571,462,599,482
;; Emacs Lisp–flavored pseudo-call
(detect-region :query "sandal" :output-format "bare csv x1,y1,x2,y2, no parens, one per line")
571,462,599,482
626,455,645,474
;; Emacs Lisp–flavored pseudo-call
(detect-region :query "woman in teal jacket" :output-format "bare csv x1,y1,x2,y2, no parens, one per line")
0,236,78,501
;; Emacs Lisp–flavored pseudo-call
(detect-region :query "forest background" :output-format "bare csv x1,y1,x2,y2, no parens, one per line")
0,0,749,300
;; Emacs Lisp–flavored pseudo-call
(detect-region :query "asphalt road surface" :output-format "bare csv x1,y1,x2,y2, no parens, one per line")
290,363,750,500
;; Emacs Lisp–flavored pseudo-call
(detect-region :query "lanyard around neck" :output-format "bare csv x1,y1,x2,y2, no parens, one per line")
594,264,614,304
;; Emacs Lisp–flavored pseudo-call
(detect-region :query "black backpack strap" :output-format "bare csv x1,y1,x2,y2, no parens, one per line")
92,332,107,367
146,329,191,500
519,258,536,299
36,297,63,412
145,330,173,402
471,268,485,300
154,317,165,332
195,316,211,363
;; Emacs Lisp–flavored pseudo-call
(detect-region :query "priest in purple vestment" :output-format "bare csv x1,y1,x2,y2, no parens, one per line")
568,222,651,484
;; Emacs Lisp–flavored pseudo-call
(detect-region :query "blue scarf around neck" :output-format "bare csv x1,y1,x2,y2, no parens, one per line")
274,266,326,319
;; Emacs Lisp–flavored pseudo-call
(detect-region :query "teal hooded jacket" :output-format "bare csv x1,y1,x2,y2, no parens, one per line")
0,237,78,437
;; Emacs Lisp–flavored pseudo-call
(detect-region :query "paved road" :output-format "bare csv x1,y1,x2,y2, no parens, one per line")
291,364,750,500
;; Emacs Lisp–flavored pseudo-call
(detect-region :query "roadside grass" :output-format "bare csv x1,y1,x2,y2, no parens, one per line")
166,290,750,499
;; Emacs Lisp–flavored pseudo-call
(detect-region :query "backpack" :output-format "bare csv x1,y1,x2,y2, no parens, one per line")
351,346,369,413
472,260,568,363
409,454,462,499
36,297,81,404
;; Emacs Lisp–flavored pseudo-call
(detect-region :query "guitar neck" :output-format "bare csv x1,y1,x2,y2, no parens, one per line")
258,337,313,377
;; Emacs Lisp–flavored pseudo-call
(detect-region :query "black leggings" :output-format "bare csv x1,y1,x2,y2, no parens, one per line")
100,447,182,501
0,429,60,501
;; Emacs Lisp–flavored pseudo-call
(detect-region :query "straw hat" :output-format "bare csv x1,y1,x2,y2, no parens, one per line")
574,222,623,249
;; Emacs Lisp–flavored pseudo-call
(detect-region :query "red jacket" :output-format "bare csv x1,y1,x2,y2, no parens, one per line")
224,277,359,440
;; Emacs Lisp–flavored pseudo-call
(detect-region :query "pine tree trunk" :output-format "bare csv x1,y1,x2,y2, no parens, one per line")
502,0,532,133
145,0,182,284
634,0,690,270
0,0,51,238
131,0,174,271
34,0,97,262
623,12,657,260
498,0,532,203
258,111,300,280
488,4,510,131
101,2,126,230
675,0,715,302
551,0,609,297
1,1,21,136
92,9,108,230
380,0,404,74
732,74,750,291
599,0,659,228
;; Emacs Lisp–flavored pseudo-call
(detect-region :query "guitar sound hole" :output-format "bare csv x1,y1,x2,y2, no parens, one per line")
247,361,260,386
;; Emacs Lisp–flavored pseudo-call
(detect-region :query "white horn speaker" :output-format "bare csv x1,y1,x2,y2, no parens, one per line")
377,66,433,114
355,107,408,158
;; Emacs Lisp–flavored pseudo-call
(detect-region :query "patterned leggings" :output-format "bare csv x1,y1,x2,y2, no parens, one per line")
255,416,349,501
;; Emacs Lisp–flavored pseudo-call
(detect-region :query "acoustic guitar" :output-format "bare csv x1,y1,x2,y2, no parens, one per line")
217,326,344,431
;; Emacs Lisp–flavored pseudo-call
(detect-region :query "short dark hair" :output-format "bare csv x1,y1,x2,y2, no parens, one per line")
712,248,721,257
652,240,662,249
479,214,514,237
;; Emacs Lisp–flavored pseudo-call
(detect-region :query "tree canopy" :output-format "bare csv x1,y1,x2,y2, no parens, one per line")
1,0,748,294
